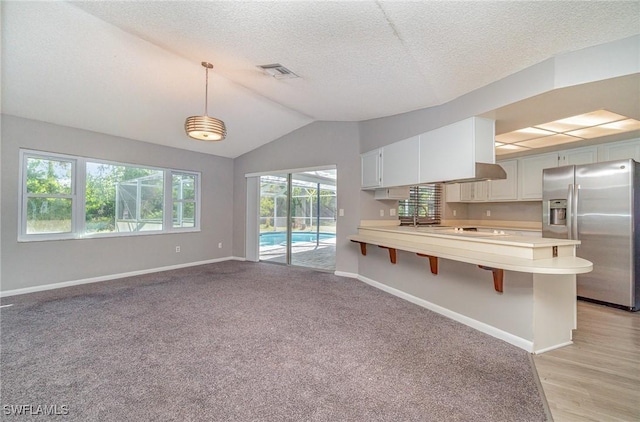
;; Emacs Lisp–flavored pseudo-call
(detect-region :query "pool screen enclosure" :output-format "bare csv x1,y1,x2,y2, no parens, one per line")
258,169,337,271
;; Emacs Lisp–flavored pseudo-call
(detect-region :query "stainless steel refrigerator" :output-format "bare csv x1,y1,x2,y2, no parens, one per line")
543,159,639,311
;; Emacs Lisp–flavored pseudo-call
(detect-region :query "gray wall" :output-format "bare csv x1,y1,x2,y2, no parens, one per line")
358,59,557,153
358,247,535,341
232,121,364,274
1,115,234,292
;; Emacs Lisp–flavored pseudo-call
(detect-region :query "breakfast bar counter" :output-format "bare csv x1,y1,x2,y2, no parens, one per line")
348,222,593,354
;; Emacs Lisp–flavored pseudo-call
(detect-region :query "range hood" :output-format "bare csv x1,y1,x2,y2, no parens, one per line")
442,163,507,184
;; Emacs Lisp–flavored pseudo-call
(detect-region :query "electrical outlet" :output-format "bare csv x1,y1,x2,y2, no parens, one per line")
486,210,491,217
453,209,457,217
218,242,223,249
339,208,344,217
175,246,181,253
379,209,385,217
389,208,396,217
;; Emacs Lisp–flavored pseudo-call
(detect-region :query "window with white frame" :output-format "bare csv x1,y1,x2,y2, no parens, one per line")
19,150,201,241
23,154,76,236
398,184,442,225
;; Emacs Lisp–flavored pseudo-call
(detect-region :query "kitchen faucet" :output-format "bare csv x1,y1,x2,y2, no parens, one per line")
413,205,428,227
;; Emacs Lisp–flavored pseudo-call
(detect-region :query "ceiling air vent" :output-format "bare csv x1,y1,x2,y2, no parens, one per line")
257,63,299,79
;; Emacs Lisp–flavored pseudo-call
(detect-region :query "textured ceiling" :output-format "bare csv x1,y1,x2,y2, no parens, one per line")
2,1,639,158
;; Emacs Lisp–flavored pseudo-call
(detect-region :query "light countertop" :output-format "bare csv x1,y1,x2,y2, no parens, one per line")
350,222,592,275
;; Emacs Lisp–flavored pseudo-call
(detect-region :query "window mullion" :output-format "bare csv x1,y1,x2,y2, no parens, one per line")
165,170,173,232
75,158,85,237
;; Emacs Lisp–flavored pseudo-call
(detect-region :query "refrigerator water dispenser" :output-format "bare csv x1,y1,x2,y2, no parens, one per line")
549,199,567,226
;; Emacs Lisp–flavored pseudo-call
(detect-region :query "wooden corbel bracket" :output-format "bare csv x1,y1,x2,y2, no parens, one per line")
478,265,504,293
350,240,367,256
416,253,438,275
378,246,397,264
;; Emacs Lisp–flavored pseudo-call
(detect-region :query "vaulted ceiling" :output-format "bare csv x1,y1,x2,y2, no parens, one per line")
2,1,639,158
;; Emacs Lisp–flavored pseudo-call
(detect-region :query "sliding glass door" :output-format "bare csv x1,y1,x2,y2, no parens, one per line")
258,169,336,271
258,173,289,265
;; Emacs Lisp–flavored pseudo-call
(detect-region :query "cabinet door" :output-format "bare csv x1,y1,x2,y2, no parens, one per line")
374,187,410,200
419,117,495,183
600,139,640,162
381,136,419,187
488,159,518,201
445,184,461,202
519,153,558,200
361,149,382,189
559,147,597,166
419,118,475,183
459,183,473,201
472,181,488,201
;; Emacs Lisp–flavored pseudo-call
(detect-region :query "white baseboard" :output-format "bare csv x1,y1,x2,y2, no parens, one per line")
534,341,573,355
0,257,237,298
334,271,358,279
357,274,534,353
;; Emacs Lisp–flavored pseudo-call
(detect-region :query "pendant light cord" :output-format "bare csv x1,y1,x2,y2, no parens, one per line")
204,65,209,116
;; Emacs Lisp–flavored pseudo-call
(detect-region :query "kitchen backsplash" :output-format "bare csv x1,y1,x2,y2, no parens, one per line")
445,201,542,223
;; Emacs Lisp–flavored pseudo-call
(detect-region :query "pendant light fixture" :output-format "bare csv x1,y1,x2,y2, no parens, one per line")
185,62,227,141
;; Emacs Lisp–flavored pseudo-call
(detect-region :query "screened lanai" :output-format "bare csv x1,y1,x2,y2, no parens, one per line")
259,169,337,271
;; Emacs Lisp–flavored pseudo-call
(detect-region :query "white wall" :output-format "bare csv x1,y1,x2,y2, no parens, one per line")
1,115,234,293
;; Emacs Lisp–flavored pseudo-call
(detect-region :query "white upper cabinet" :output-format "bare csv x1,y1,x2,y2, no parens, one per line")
445,183,461,202
361,148,382,189
443,139,639,203
472,182,488,201
380,135,420,188
599,138,640,162
559,146,597,166
419,117,495,183
488,159,518,201
518,153,559,200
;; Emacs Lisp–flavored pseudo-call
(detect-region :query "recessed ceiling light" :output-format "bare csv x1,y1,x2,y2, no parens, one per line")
495,109,639,154
514,134,583,148
535,110,627,132
566,118,640,139
495,127,555,144
495,144,530,155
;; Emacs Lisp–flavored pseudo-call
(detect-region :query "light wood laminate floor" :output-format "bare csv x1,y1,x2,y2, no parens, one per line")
533,301,640,422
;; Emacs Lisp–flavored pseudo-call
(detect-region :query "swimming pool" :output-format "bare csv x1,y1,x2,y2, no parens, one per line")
259,231,336,247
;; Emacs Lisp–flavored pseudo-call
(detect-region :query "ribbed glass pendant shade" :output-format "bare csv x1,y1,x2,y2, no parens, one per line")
185,115,226,141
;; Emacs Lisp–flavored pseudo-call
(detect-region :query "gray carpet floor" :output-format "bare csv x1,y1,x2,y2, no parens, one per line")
1,261,549,421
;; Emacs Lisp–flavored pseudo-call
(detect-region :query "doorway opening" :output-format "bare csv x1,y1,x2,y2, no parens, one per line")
258,168,336,271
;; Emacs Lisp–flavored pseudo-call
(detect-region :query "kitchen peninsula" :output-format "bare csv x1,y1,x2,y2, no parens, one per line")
349,222,592,353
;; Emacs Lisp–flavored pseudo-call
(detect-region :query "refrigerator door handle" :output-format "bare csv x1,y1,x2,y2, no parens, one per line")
573,184,580,242
567,184,574,240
